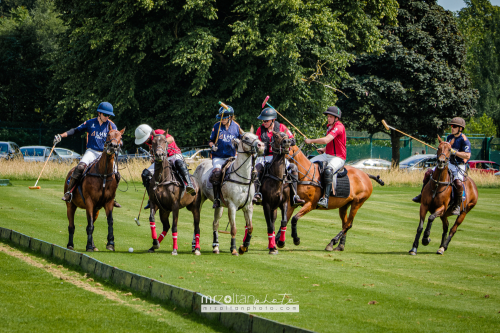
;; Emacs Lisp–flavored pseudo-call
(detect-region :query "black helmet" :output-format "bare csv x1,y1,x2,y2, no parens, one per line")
216,105,234,120
448,117,466,129
257,107,277,121
323,106,341,118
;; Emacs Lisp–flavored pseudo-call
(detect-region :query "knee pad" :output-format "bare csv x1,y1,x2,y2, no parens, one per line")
287,163,298,173
174,159,185,170
323,167,334,181
141,168,153,187
209,168,222,184
76,162,86,172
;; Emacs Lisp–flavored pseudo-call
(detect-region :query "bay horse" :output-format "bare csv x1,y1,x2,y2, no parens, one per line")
409,137,478,255
64,126,125,252
148,133,202,255
278,145,384,251
259,131,292,255
193,132,265,255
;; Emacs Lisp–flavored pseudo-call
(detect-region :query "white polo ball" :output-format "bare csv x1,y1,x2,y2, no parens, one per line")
128,247,134,253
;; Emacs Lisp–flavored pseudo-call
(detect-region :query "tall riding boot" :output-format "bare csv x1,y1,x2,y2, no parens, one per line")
451,179,463,215
412,168,433,203
209,168,222,208
142,168,153,210
289,165,305,206
317,167,333,209
62,162,86,202
175,160,196,196
252,164,264,205
113,172,122,208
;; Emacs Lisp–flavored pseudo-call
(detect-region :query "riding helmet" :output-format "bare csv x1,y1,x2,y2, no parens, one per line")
216,105,234,120
97,102,115,116
257,107,277,121
448,117,466,129
135,124,153,145
323,106,341,119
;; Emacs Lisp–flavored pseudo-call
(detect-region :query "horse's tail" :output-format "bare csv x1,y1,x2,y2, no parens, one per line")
366,173,384,186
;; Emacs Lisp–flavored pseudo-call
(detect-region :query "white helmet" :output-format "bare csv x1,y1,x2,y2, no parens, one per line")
135,124,153,145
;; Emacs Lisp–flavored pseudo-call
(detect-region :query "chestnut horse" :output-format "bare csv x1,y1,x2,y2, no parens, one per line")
279,145,384,251
409,137,478,255
64,127,125,252
259,131,292,255
148,134,201,255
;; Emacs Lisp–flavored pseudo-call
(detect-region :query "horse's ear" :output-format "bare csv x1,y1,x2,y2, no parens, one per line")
437,135,443,143
165,128,169,136
151,130,157,138
120,127,125,135
109,123,112,131
249,125,254,134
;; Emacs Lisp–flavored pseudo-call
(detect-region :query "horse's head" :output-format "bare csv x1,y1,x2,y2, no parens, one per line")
287,145,300,160
271,131,291,155
236,132,265,156
151,132,174,162
105,127,125,155
436,136,451,169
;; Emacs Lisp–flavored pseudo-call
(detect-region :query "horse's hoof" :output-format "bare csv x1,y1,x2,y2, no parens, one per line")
212,246,219,254
153,243,160,250
239,246,248,255
148,247,155,253
194,248,201,256
422,238,431,246
86,248,94,252
333,245,345,252
293,238,300,246
269,248,279,255
277,240,285,248
67,245,74,250
93,247,99,252
106,245,115,251
325,243,334,252
231,249,239,256
171,249,178,256
437,247,445,255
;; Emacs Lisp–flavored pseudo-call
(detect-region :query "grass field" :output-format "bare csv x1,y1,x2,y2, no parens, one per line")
0,180,499,332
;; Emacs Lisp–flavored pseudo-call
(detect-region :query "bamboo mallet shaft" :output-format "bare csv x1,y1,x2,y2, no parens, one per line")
381,119,437,151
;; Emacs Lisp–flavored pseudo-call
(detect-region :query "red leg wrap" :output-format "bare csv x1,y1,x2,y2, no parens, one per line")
158,231,167,243
172,232,178,250
195,234,200,248
279,227,287,242
150,222,157,239
243,227,249,242
268,232,276,249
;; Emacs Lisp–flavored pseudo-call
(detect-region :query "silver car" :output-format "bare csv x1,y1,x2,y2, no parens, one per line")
54,148,81,162
399,154,437,171
347,158,392,170
20,146,64,163
0,141,22,160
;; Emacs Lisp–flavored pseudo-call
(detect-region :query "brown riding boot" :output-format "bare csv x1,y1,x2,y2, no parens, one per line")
62,162,86,202
113,172,122,207
412,168,433,203
451,179,463,215
252,164,263,205
289,164,305,206
209,168,222,208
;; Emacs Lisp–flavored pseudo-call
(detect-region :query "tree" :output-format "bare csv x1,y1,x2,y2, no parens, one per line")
50,0,398,149
465,113,497,137
337,0,478,166
457,0,500,136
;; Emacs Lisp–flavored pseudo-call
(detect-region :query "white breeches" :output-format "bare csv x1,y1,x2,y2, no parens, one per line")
147,153,183,172
256,155,290,168
433,162,465,181
80,149,117,172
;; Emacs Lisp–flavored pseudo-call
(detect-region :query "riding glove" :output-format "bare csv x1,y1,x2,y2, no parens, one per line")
53,134,62,145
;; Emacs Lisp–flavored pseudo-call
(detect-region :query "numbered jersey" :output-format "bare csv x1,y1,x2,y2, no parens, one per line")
447,134,471,164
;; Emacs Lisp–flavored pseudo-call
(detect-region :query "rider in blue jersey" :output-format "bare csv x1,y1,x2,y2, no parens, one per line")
54,102,121,206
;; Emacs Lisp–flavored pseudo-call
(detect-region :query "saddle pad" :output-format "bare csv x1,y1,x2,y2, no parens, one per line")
331,175,350,198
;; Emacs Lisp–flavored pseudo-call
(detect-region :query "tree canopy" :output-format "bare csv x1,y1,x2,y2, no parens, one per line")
337,0,478,165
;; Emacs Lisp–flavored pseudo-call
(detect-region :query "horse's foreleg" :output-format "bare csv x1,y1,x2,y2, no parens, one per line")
440,213,467,254
149,205,160,251
171,210,179,255
212,207,224,254
422,207,444,246
410,204,428,255
66,203,77,250
85,203,95,252
327,201,361,251
326,204,349,252
437,216,449,255
239,205,254,255
228,205,238,256
192,206,201,256
104,201,115,251
290,202,314,246
277,202,289,249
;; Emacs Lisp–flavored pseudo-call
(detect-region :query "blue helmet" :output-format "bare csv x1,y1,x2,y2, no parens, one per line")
216,105,234,120
97,102,115,116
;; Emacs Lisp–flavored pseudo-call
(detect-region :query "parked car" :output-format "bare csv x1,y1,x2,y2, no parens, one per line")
468,160,500,174
116,147,151,163
54,148,81,162
20,146,64,163
399,154,437,171
0,141,23,160
346,158,391,170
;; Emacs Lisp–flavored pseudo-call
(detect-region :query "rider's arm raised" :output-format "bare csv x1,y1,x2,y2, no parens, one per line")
306,134,334,145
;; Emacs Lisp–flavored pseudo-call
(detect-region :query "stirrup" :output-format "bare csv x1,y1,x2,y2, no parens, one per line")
113,200,122,208
412,194,422,203
292,195,305,207
62,191,73,202
253,192,262,204
317,197,328,208
144,200,150,210
212,199,220,209
451,204,461,216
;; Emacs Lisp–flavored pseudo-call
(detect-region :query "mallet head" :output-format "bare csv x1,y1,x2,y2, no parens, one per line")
262,95,270,109
134,218,141,226
381,119,390,131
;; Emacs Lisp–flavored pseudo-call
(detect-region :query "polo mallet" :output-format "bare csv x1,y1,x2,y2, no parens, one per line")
381,120,437,151
133,188,147,226
29,143,57,189
215,101,232,235
262,96,321,150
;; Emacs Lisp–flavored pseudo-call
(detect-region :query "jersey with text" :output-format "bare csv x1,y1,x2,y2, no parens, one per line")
325,121,346,160
446,133,471,164
145,129,181,156
75,118,117,152
256,123,294,156
209,121,242,159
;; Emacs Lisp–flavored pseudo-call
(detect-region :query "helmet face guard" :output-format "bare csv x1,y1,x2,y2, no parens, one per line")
323,106,341,118
257,107,277,121
216,105,234,120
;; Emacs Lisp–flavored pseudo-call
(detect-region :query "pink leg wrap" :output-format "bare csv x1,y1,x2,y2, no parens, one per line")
158,231,167,243
195,234,200,248
279,227,287,242
150,222,157,239
172,232,178,250
268,232,276,249
243,227,249,242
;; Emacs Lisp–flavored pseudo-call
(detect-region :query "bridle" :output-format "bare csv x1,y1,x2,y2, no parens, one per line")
430,142,453,199
286,143,321,187
264,132,291,183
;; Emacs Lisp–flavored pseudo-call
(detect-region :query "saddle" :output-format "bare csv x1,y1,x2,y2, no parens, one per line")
314,161,350,198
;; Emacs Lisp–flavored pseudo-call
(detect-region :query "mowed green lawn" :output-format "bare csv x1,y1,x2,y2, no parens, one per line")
1,180,499,332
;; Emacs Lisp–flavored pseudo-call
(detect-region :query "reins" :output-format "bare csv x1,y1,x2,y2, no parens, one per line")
286,144,321,187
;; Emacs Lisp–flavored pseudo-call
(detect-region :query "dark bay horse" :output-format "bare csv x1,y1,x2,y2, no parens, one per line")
148,133,202,255
258,131,292,255
409,137,478,255
64,127,125,251
280,145,384,251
